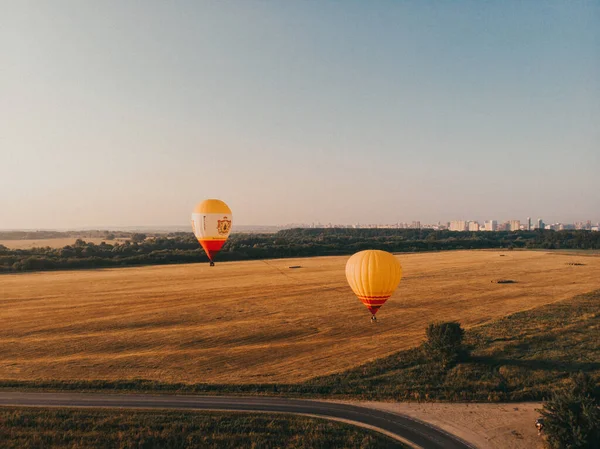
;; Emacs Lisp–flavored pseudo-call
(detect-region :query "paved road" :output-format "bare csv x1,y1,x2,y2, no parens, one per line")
0,392,473,449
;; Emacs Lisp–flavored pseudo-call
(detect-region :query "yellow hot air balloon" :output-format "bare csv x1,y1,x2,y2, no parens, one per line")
191,199,232,266
345,250,402,321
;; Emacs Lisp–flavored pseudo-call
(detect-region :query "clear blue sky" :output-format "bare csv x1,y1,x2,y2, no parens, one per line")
1,1,598,228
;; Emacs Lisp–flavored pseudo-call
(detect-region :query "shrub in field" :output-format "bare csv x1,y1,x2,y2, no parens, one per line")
423,321,466,366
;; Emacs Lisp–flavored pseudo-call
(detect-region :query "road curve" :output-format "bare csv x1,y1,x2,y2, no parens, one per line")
0,392,473,449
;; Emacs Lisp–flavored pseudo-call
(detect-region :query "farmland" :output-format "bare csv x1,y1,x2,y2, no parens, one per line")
1,250,599,385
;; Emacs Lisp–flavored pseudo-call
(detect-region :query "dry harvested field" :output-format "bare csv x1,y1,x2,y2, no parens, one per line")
1,250,599,384
0,238,128,249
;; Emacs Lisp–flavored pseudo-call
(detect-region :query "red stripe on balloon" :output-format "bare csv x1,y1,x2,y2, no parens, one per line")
199,239,226,261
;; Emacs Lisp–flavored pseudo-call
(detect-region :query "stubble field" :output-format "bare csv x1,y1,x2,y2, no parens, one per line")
1,250,599,384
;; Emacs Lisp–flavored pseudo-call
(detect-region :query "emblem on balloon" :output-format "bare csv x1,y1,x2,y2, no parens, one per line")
217,217,232,235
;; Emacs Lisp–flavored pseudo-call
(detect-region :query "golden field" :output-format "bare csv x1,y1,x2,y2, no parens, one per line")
0,238,128,249
1,250,599,384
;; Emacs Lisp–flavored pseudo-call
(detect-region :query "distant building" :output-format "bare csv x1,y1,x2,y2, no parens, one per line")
411,221,421,229
509,220,521,231
484,220,498,231
527,217,532,231
468,221,480,231
450,220,467,231
537,218,544,230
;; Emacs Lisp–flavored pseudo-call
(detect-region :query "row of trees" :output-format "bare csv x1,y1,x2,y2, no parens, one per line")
1,229,599,273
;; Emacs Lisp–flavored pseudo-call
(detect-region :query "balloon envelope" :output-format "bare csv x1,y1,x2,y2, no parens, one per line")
345,250,402,316
191,199,232,262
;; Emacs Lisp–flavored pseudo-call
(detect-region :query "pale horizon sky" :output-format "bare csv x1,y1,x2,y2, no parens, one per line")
1,1,599,229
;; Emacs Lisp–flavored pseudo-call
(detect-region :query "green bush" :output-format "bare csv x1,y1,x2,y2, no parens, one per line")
423,321,466,366
539,372,600,449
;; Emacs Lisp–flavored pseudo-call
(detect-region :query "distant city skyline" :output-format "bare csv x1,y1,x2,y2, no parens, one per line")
2,2,599,229
291,217,598,230
2,216,598,233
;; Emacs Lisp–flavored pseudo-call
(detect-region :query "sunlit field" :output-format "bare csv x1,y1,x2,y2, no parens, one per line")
2,250,599,384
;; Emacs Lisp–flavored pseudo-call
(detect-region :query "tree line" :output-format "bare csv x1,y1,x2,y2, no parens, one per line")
1,228,599,273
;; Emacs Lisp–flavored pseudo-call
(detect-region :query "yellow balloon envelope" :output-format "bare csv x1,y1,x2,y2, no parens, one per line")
345,250,402,318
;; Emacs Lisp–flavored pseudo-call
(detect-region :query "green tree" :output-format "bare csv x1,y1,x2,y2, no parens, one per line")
423,321,465,366
539,373,600,449
131,233,147,243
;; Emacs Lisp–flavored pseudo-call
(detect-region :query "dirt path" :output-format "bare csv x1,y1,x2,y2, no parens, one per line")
347,401,545,449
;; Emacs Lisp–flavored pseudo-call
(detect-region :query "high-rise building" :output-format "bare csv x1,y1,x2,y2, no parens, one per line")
450,220,467,231
468,221,480,231
484,220,497,231
527,217,532,231
537,218,544,230
509,220,521,231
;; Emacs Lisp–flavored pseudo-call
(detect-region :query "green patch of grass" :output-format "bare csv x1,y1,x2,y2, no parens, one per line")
0,407,405,449
3,290,599,402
